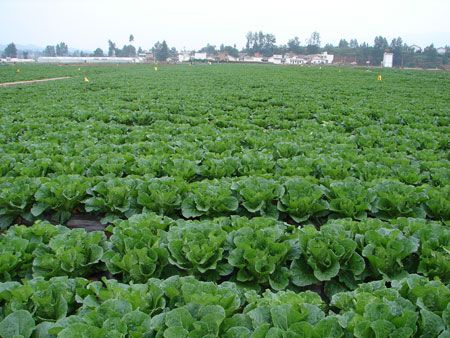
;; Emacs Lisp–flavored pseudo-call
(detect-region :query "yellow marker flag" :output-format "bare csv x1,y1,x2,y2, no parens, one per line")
78,67,81,71
154,66,158,71
377,74,382,81
84,77,89,82
16,69,20,73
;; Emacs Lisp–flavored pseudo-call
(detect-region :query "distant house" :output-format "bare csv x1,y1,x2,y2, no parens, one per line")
268,54,284,64
178,52,192,62
436,47,447,55
285,55,306,65
216,53,238,62
383,52,393,68
243,56,263,62
410,45,422,53
310,52,334,65
194,52,207,60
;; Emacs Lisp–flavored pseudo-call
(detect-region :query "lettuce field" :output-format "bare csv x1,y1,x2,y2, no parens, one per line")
0,64,449,337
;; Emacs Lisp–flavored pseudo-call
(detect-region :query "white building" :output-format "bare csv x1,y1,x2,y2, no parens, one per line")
243,56,263,62
410,45,422,53
1,58,35,63
194,52,207,60
178,52,191,62
382,52,393,68
285,56,306,65
437,47,447,55
268,55,283,64
310,52,334,65
37,57,142,63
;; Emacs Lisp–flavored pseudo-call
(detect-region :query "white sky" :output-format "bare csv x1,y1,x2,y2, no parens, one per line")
1,0,449,51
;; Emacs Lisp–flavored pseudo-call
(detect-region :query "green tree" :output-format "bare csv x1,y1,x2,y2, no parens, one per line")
55,42,68,56
287,36,303,54
372,35,389,65
245,31,277,56
199,43,217,55
3,43,17,58
93,48,104,57
219,44,239,58
306,31,321,54
153,40,169,61
349,39,359,48
129,34,134,43
43,45,56,57
390,37,405,67
423,44,440,68
108,40,117,56
338,39,349,48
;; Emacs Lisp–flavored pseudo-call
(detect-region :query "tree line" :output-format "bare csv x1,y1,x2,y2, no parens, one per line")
2,31,448,68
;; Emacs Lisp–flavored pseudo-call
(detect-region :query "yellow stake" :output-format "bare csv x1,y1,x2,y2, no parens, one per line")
78,67,81,71
16,69,20,73
84,77,89,82
154,66,158,71
377,74,382,81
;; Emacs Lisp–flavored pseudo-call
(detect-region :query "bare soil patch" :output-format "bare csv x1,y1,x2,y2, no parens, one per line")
0,76,71,87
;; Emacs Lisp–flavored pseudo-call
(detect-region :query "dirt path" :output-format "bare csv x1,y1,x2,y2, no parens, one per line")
0,76,72,88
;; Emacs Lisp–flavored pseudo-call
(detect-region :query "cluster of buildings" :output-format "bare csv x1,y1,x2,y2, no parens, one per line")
177,51,335,65
2,51,401,68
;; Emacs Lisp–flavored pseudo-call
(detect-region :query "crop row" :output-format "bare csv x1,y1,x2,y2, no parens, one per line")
0,267,449,337
1,175,448,228
2,214,448,288
0,275,450,338
1,149,448,188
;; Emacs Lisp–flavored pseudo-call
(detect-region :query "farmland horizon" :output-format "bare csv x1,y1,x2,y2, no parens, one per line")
1,0,449,52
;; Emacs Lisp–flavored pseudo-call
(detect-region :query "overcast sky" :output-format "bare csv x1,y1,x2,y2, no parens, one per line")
1,0,449,51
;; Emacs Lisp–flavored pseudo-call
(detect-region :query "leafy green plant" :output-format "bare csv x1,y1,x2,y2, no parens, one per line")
166,220,228,275
277,178,328,222
85,178,139,223
227,218,292,290
149,304,226,337
370,180,427,219
326,178,374,219
0,177,39,229
32,229,107,278
361,228,419,279
291,224,365,288
31,175,91,223
103,213,171,282
136,177,186,215
231,176,284,217
181,180,238,218
0,221,62,280
331,281,419,338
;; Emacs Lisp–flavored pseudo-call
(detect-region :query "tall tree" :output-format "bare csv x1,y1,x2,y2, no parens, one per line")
349,39,359,48
3,43,17,58
93,48,104,57
153,40,169,61
287,37,302,54
43,45,56,57
372,36,389,65
55,42,68,56
199,43,217,55
338,39,349,48
306,31,321,54
390,37,404,66
108,40,117,57
219,44,239,58
129,34,134,43
245,31,277,56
